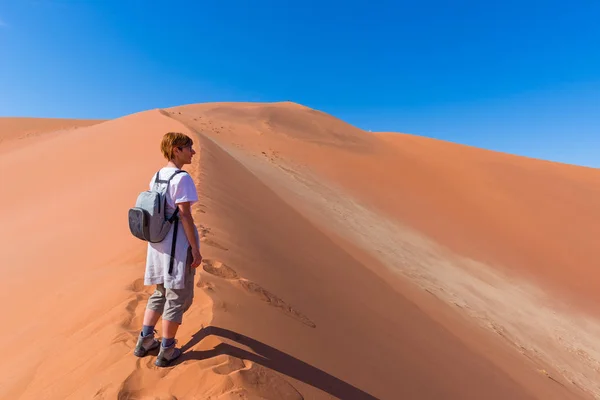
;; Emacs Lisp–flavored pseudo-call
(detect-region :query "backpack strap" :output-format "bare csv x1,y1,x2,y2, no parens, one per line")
154,169,186,186
165,170,188,223
167,169,187,183
164,169,188,275
168,217,179,275
152,170,162,191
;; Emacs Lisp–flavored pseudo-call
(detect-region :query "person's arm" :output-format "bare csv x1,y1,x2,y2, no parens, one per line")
178,201,202,268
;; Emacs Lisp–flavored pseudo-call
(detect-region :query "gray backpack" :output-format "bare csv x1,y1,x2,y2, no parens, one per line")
128,169,187,274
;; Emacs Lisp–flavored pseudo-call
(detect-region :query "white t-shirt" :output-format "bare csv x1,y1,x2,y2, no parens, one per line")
144,167,199,289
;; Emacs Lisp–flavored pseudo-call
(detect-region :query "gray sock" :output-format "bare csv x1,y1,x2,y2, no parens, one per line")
162,337,175,348
141,325,154,337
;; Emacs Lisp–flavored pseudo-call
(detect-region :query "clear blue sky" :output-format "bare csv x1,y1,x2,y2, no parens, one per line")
1,1,599,167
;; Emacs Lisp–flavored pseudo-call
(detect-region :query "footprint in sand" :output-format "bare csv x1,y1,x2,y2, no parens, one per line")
210,356,304,400
116,357,170,400
120,281,146,329
116,361,143,399
237,279,316,328
200,237,229,250
128,278,145,293
212,355,248,375
116,278,151,342
197,280,215,290
202,260,239,280
201,259,316,328
198,224,211,238
198,224,228,250
120,295,144,329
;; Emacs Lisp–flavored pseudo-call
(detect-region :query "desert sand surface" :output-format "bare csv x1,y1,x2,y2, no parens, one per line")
0,103,598,399
0,117,104,148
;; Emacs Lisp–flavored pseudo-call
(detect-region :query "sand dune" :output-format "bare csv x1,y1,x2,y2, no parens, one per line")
0,103,598,399
0,117,104,147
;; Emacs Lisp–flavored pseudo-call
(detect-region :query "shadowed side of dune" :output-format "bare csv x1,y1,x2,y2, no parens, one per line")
157,119,586,400
176,326,378,400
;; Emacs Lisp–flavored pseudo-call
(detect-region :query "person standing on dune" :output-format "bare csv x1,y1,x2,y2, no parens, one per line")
133,132,202,367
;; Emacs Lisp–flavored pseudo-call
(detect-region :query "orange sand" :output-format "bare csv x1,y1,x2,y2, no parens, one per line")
0,103,597,399
0,117,104,151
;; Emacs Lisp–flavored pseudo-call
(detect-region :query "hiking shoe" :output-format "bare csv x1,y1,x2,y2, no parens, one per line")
133,330,160,357
155,340,182,367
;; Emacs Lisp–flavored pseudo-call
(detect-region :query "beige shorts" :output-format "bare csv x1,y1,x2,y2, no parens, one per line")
146,246,195,324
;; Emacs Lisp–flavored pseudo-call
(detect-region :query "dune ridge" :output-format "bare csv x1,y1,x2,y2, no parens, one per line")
1,103,598,399
0,117,105,149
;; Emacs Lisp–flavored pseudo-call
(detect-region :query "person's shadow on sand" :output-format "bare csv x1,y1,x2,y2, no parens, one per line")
175,326,379,400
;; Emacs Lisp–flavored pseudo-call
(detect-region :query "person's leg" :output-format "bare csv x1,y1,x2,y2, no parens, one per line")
155,251,195,367
161,319,180,344
142,308,162,334
134,285,165,357
155,289,184,367
161,269,194,345
141,284,166,333
162,247,195,343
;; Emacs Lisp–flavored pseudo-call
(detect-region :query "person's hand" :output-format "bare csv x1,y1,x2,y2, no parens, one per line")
191,248,202,268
